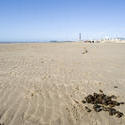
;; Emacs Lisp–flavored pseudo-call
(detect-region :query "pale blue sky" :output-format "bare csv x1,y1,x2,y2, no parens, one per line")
0,0,125,41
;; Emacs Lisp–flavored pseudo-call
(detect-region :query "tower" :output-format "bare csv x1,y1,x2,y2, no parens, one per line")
79,33,81,41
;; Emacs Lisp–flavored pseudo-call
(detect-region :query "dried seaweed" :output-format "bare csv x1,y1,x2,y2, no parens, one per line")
82,91,124,118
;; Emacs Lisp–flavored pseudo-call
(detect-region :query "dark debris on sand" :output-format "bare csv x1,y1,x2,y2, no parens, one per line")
85,106,92,112
82,91,124,118
0,123,4,125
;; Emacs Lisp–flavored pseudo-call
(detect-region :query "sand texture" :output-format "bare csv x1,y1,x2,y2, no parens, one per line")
0,42,125,125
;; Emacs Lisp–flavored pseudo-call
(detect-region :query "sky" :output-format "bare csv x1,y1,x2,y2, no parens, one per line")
0,0,125,42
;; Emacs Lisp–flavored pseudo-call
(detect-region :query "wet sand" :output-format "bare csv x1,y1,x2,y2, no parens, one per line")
0,42,125,125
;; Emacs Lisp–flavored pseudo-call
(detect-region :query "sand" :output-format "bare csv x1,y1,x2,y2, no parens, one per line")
0,42,125,125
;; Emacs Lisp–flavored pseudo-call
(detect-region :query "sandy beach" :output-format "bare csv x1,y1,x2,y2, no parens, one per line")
0,42,125,125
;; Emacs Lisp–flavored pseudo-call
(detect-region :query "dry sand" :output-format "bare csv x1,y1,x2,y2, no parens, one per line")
0,42,125,125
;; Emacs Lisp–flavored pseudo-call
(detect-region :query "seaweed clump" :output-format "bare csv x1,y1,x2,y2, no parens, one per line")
82,90,124,118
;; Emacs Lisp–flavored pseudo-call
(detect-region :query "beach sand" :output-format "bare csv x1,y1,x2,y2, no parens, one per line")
0,42,125,125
